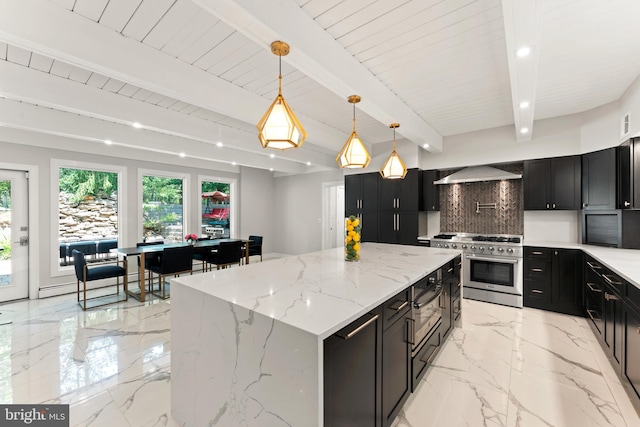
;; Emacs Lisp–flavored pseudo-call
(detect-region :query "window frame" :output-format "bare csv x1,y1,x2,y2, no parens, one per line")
50,159,127,277
138,168,190,243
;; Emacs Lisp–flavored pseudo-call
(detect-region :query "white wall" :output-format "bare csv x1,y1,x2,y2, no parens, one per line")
239,166,276,254
523,211,581,244
273,170,344,255
0,139,249,294
619,73,640,139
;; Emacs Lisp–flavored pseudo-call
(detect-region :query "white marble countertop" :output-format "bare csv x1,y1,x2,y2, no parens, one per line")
173,243,459,339
524,240,640,290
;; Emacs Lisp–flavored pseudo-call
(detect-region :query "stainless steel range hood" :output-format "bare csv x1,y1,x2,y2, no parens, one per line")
433,166,522,185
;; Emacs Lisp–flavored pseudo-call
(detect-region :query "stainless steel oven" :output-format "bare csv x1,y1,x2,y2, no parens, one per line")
430,233,524,308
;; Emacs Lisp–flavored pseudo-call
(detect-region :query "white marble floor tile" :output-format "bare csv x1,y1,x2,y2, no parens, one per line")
0,289,639,426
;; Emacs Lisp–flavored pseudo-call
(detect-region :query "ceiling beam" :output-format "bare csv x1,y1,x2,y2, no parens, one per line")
193,0,443,152
502,0,544,141
0,0,346,155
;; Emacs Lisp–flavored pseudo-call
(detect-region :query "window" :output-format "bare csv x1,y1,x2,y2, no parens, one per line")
51,160,126,275
140,171,188,243
199,176,236,239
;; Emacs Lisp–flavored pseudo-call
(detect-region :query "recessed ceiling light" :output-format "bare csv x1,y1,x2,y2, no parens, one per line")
179,152,186,158
520,127,529,134
132,122,142,129
306,161,311,166
216,142,223,148
423,143,429,149
270,153,275,159
519,101,530,109
516,46,531,57
105,139,112,145
232,162,237,166
269,168,274,172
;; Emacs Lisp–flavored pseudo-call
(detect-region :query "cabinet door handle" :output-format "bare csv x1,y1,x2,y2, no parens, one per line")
531,289,543,294
546,203,550,209
602,274,622,286
420,345,440,365
625,201,631,207
531,251,544,255
337,314,379,340
604,292,619,301
447,268,454,273
586,309,600,321
407,318,415,345
397,198,400,209
586,282,602,293
532,268,544,272
587,261,602,270
389,300,408,312
552,203,556,209
583,203,588,208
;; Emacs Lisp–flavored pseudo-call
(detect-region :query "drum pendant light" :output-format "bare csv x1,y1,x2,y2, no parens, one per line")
336,95,371,168
257,41,307,150
379,123,407,179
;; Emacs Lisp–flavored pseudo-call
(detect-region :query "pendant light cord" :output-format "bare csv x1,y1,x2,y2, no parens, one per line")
393,127,397,150
352,102,356,131
278,53,283,96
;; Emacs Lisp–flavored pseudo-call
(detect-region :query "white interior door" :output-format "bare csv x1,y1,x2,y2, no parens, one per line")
322,182,345,250
0,170,29,302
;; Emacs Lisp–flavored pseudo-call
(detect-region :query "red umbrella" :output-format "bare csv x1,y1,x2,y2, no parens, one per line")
201,191,229,201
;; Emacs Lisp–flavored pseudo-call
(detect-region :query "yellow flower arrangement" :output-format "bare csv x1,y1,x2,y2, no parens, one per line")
345,215,362,261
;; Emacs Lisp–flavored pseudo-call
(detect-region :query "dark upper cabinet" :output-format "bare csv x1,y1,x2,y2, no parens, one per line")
421,170,440,211
582,148,617,210
618,137,640,209
378,169,421,212
523,156,581,210
345,173,378,215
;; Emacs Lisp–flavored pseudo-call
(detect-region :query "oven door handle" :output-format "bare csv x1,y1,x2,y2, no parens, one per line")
465,255,519,264
413,286,443,309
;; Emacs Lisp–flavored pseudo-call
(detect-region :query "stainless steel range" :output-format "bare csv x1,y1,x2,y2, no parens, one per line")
429,233,523,308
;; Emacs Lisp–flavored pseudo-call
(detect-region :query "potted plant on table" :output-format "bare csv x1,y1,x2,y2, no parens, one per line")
185,233,198,244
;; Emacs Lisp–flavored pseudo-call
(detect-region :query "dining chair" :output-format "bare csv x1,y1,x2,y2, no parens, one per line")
204,240,243,270
248,235,263,262
73,249,128,310
192,237,214,272
136,241,164,288
148,245,194,299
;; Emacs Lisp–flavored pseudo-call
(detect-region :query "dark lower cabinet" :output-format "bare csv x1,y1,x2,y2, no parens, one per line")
381,308,411,427
523,247,582,315
359,211,378,243
324,309,382,427
603,280,623,370
624,305,640,407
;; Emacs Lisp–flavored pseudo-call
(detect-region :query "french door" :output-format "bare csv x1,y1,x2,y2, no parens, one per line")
0,170,29,302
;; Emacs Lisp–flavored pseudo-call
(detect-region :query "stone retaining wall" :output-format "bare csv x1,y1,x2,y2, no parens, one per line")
59,193,118,242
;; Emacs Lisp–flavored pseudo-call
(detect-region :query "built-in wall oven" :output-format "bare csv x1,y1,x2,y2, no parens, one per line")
409,269,443,389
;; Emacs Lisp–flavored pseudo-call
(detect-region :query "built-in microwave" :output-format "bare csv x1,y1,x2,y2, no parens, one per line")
582,209,640,248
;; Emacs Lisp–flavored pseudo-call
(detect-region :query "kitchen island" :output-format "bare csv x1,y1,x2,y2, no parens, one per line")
170,243,458,426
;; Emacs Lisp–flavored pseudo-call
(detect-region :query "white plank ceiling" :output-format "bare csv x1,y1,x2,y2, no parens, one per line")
0,0,639,173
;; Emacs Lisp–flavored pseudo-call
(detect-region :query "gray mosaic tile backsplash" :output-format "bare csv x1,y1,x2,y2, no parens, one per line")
439,163,524,235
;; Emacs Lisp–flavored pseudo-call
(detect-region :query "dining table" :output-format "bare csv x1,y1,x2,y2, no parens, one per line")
116,238,250,302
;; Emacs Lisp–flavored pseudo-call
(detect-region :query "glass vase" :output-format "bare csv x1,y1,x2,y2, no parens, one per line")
345,216,361,262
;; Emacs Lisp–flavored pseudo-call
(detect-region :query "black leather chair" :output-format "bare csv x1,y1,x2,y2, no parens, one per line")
97,239,118,259
204,241,243,270
72,249,128,310
248,235,263,262
192,237,213,272
148,245,194,299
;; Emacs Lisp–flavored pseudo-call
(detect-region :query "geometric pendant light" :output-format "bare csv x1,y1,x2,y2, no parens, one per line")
257,41,307,150
336,95,371,168
379,123,407,179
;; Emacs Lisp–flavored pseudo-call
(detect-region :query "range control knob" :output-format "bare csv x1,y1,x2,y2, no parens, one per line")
444,244,449,249
498,247,504,252
451,243,457,249
462,244,468,249
471,246,476,250
507,248,514,254
488,246,494,252
480,247,485,252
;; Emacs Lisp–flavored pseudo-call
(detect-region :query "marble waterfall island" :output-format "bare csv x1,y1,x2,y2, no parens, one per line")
171,243,458,426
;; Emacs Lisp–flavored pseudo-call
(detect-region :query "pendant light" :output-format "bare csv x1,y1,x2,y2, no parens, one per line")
379,123,407,179
336,95,371,168
257,41,307,150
